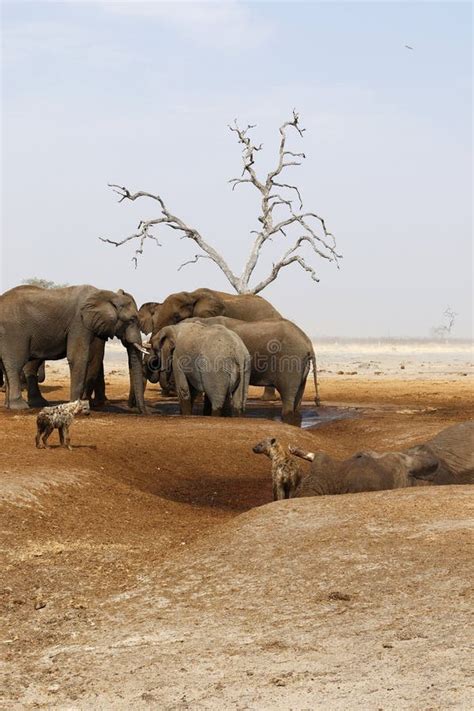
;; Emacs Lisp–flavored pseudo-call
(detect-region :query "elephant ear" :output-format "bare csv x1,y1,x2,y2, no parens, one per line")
192,289,225,318
117,288,138,308
81,291,119,339
155,326,177,352
406,446,440,481
138,302,161,334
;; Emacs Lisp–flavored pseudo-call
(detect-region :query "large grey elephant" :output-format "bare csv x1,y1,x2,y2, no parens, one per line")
290,421,474,496
188,316,317,426
141,288,283,401
0,285,108,408
0,284,147,411
153,321,251,416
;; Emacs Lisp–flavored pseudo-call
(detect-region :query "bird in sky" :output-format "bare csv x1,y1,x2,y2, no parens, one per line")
405,44,414,50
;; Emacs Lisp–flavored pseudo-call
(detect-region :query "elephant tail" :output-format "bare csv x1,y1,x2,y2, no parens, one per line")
233,351,251,415
310,346,320,406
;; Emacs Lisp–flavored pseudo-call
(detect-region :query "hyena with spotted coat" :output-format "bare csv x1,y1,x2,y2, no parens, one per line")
35,400,90,450
253,436,303,501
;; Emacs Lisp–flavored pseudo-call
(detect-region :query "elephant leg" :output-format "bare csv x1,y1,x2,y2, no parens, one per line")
26,374,49,408
261,386,278,401
203,394,212,416
2,357,29,409
210,391,227,415
179,398,193,416
188,383,200,412
222,393,233,417
281,394,302,427
174,365,193,416
21,359,48,407
128,375,147,410
67,338,90,401
37,361,46,384
92,362,107,408
83,339,107,408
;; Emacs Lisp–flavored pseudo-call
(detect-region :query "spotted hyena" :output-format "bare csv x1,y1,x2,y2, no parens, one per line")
35,400,90,450
252,436,303,501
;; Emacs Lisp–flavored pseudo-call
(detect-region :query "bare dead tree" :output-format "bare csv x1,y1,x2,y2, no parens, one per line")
432,306,458,339
100,110,341,294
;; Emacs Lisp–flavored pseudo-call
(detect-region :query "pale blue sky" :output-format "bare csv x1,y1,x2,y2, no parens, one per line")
1,1,472,337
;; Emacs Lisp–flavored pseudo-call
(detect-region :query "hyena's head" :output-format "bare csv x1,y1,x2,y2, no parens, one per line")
72,399,91,416
252,437,280,458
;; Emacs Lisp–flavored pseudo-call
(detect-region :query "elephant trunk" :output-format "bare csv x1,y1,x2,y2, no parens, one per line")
124,324,146,414
159,369,171,392
126,342,147,414
145,354,161,384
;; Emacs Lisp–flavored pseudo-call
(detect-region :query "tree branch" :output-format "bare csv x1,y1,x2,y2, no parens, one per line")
101,111,340,294
101,186,240,288
177,254,211,271
252,255,320,294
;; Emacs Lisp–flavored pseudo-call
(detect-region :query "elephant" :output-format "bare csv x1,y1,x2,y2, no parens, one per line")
152,321,251,417
143,288,283,401
290,421,474,497
0,284,148,412
188,316,318,426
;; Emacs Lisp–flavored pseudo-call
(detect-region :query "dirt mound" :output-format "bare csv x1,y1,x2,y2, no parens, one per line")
4,487,472,709
1,376,473,709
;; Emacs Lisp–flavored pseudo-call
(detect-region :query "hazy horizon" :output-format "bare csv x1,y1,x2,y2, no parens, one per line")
1,1,472,338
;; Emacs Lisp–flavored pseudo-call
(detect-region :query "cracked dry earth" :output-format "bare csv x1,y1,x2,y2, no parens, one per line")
1,375,473,710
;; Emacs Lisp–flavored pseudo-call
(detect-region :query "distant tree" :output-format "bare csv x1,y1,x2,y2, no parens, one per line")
431,306,458,339
22,277,68,289
100,110,341,294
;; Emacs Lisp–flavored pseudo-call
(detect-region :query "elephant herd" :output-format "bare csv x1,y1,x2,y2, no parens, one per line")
1,283,472,499
0,285,318,425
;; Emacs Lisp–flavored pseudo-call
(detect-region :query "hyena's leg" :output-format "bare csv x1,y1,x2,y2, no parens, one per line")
42,424,54,448
64,425,73,451
35,425,44,449
272,479,278,502
275,482,286,501
58,426,65,447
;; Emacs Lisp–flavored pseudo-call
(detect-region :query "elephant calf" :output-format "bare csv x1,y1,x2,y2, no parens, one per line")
288,421,474,497
152,321,251,417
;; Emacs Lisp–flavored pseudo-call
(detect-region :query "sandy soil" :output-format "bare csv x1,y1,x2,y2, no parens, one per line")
1,345,473,709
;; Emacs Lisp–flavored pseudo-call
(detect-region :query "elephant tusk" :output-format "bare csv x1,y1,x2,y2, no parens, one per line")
133,343,150,355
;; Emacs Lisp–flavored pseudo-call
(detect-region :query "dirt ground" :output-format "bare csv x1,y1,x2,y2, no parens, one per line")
1,364,473,709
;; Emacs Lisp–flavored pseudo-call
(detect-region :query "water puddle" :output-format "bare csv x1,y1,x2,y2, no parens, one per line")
122,399,359,429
